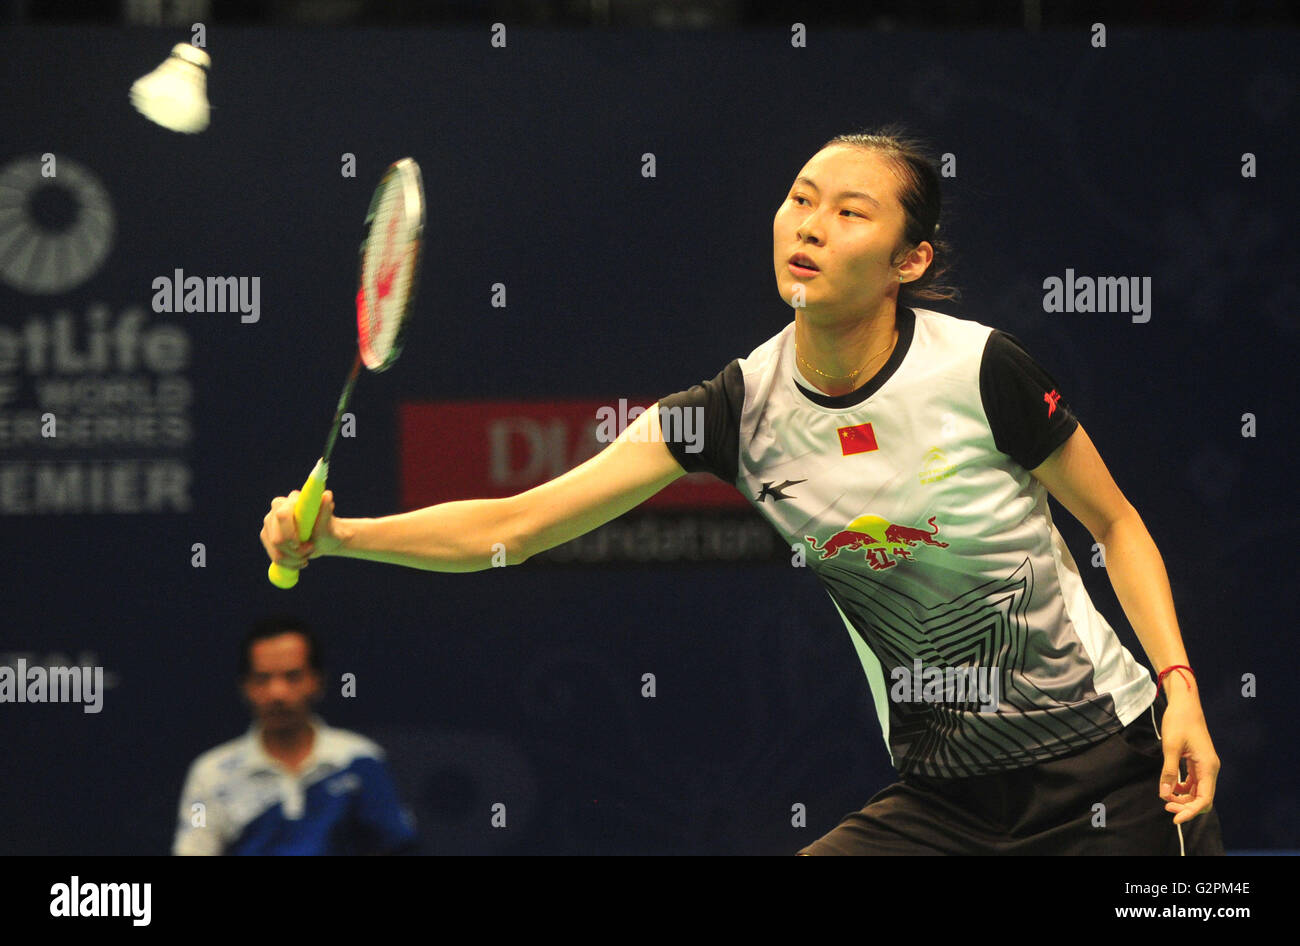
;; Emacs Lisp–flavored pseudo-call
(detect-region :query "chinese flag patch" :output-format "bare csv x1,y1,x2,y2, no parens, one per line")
838,422,879,456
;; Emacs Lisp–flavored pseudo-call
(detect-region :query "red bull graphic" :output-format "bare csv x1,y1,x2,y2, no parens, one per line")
805,514,949,570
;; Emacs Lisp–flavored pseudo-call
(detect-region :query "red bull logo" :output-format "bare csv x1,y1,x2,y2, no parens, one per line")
805,514,948,570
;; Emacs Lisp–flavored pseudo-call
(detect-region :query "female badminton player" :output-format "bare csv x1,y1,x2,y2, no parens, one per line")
261,127,1224,855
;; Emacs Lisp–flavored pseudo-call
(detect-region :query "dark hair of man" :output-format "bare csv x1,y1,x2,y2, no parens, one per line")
238,614,324,679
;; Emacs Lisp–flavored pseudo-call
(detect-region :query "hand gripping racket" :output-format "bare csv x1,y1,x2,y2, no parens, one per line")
268,157,425,588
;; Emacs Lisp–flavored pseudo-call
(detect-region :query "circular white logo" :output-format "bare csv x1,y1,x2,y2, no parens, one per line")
0,155,115,295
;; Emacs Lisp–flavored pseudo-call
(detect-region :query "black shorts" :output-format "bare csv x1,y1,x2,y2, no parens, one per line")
798,691,1225,855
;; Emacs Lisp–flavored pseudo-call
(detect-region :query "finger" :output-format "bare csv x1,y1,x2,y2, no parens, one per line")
283,491,309,546
1172,761,1215,824
265,523,294,552
1172,798,1212,824
1164,782,1208,810
312,490,334,537
276,548,304,565
262,500,308,564
269,493,299,544
269,517,306,557
275,490,301,523
263,498,288,545
1159,745,1183,800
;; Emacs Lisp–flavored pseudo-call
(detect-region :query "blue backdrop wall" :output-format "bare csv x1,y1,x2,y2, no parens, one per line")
0,25,1295,854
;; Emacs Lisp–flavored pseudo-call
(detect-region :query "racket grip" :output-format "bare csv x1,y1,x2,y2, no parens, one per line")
267,458,329,589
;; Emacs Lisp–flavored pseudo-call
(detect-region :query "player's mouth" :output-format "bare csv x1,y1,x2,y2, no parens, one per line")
788,253,820,277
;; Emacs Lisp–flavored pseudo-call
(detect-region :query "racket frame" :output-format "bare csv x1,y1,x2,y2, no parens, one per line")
267,157,425,589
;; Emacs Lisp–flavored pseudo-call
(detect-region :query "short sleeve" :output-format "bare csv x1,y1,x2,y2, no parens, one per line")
172,760,225,856
979,331,1079,471
656,359,744,484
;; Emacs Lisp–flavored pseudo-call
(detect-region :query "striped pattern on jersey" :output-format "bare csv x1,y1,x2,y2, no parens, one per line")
657,305,1156,778
173,717,416,855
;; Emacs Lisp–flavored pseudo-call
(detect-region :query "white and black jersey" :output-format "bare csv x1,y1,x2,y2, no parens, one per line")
657,304,1156,779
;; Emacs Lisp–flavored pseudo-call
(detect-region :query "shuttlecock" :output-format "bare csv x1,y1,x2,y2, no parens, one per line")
130,43,211,134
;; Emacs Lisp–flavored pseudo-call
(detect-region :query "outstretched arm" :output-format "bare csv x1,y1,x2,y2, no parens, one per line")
261,402,687,574
1030,423,1219,825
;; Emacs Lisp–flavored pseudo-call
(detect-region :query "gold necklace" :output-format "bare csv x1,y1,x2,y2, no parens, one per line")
797,330,896,380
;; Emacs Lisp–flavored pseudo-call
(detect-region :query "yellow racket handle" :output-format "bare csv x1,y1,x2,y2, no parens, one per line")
267,458,329,589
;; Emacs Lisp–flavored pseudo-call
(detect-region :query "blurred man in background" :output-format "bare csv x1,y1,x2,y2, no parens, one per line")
173,615,416,855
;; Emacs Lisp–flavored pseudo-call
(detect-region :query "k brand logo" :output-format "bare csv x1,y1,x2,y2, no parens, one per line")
755,478,806,502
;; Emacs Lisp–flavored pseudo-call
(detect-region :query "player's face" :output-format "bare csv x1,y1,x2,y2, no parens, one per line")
242,633,321,734
773,145,911,318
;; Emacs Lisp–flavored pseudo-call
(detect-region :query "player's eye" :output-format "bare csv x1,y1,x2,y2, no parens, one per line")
791,195,863,218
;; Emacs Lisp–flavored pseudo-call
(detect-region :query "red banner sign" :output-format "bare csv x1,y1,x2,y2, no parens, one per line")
399,399,747,511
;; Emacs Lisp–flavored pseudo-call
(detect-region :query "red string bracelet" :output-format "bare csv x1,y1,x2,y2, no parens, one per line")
1157,664,1194,692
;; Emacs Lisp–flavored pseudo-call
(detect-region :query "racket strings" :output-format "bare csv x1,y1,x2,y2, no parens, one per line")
359,177,417,369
